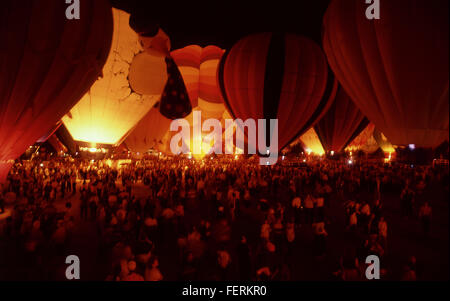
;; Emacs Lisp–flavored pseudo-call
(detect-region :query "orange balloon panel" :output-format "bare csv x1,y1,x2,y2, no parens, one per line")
171,45,225,117
157,45,227,157
62,9,166,146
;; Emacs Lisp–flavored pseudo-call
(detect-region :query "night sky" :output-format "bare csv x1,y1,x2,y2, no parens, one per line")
109,0,331,49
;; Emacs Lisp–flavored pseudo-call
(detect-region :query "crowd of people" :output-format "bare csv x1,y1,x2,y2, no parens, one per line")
0,154,448,281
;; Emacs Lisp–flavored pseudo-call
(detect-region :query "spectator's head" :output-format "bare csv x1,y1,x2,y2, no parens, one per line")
266,241,276,253
150,257,159,268
186,252,194,263
127,260,137,272
240,235,247,244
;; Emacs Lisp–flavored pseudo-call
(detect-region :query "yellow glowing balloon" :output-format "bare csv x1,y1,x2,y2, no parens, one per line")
125,107,172,153
299,128,325,155
62,8,166,145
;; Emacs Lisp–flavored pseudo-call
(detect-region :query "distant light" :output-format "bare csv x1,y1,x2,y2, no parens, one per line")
409,144,415,150
40,163,44,167
266,162,270,165
303,159,306,162
348,159,353,164
349,151,353,156
234,155,238,160
91,159,94,163
282,155,285,160
137,152,140,155
306,148,312,155
330,151,334,156
266,149,270,155
75,152,78,155
89,148,97,153
159,152,162,156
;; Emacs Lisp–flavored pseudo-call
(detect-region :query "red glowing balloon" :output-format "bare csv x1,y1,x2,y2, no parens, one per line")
218,32,337,153
0,0,113,182
323,0,449,148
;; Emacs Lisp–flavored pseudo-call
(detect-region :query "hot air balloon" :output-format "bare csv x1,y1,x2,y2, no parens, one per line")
124,105,172,153
166,45,227,157
0,0,113,182
314,87,369,153
171,45,226,119
217,32,337,159
62,8,167,147
323,0,449,148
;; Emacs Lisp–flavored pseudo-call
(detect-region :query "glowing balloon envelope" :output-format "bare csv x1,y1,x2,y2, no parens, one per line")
124,106,172,153
62,8,166,146
0,0,113,182
323,0,449,148
217,32,337,154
